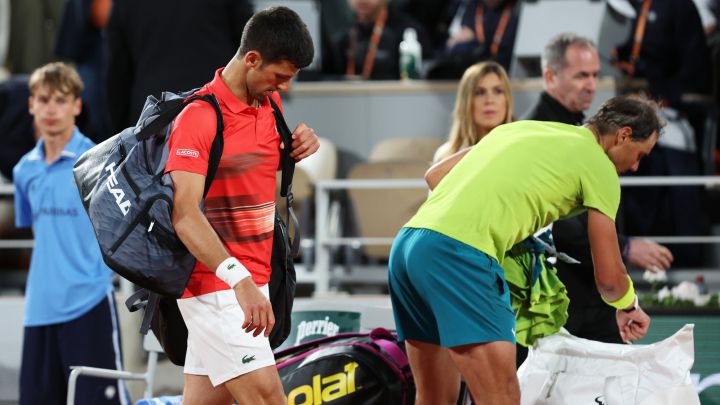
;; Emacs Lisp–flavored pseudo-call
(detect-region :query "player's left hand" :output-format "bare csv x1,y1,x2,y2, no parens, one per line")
282,122,320,161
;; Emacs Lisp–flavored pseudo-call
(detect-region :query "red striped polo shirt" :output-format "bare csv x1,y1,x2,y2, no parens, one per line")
165,68,281,298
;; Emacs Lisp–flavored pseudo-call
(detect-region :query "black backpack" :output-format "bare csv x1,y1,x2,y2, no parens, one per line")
275,328,415,404
72,89,299,363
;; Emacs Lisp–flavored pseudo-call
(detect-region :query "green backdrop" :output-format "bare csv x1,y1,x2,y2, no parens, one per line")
638,313,720,404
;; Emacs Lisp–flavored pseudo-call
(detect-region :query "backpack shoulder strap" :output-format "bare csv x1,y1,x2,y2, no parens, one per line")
268,96,300,256
369,328,410,372
268,96,294,197
193,94,224,198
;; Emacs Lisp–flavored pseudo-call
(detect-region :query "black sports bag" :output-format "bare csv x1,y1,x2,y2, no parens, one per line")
275,328,415,405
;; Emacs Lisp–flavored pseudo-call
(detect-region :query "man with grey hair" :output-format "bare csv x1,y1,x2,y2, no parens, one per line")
524,33,599,124
518,33,673,367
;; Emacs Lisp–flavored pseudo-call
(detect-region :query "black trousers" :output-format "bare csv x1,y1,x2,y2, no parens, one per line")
20,294,127,405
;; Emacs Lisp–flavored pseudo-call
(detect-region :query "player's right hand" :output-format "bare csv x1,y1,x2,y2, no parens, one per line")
616,305,651,343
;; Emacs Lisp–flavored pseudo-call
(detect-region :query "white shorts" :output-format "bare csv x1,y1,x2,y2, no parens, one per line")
176,285,276,386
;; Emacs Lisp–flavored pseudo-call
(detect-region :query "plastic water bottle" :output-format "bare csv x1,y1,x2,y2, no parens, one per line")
399,28,422,80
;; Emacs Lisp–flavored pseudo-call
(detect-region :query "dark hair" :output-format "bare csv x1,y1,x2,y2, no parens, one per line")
238,6,314,68
586,96,665,140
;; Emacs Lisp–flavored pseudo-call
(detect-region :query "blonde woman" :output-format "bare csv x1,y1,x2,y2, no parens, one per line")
434,61,513,162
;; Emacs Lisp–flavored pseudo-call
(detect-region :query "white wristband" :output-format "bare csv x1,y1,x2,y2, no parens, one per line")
215,257,251,288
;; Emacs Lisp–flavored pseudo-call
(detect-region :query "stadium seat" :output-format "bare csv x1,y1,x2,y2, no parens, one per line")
346,160,429,260
368,137,443,164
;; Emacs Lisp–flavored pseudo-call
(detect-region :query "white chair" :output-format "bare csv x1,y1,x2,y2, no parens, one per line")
66,332,163,405
277,137,338,223
297,137,337,183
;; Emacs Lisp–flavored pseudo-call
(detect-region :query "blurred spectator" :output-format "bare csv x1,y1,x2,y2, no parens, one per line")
434,61,513,162
1,0,9,77
426,0,519,79
692,0,718,35
13,62,126,405
323,0,432,80
106,0,253,132
318,0,354,42
7,0,64,74
317,0,354,82
611,0,711,267
0,76,36,180
401,0,450,52
0,73,34,287
0,75,93,177
54,0,112,142
523,33,599,125
520,33,673,366
694,0,720,111
612,0,711,107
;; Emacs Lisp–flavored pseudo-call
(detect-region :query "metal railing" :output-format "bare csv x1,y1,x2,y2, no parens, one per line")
3,177,720,294
312,176,720,294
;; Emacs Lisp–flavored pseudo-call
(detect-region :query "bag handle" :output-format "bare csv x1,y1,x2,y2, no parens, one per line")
134,98,186,142
274,331,369,359
369,327,411,372
135,92,213,143
125,288,160,334
198,94,225,198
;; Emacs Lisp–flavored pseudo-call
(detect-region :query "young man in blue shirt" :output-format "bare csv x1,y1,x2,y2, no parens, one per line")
13,62,127,405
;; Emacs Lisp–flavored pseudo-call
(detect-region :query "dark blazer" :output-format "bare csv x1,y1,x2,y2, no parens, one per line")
106,0,253,133
522,92,585,125
613,0,711,105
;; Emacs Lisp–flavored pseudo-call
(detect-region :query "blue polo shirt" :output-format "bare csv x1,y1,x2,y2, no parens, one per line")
13,128,113,327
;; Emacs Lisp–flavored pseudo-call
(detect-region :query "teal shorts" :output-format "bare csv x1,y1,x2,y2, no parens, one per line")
388,227,515,347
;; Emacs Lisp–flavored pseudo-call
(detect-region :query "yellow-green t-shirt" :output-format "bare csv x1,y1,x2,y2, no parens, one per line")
405,120,620,263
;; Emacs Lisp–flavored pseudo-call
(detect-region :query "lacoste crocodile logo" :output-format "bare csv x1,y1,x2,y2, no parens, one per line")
242,355,256,364
228,264,236,270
